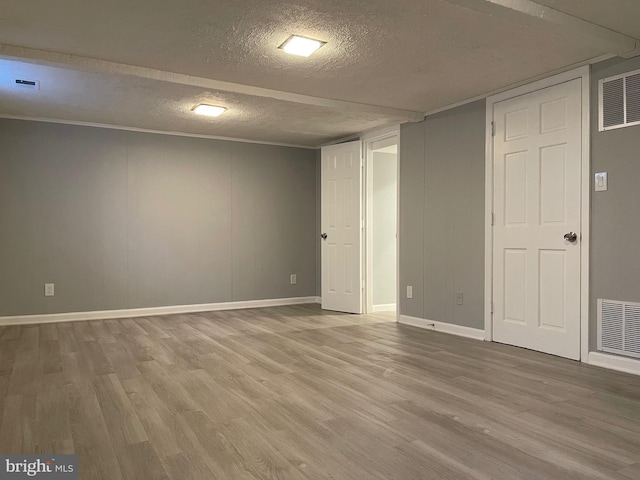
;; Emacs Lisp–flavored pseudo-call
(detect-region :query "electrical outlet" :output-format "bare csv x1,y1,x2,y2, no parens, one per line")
407,285,413,299
290,274,297,285
44,283,55,297
456,292,463,305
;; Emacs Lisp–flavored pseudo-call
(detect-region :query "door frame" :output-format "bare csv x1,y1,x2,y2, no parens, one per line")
362,126,400,316
484,66,591,361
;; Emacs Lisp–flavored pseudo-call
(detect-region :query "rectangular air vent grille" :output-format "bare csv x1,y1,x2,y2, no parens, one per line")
599,69,640,131
13,78,40,90
598,299,640,359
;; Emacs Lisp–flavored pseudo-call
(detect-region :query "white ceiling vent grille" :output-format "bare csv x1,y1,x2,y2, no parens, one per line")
599,69,640,131
598,299,640,359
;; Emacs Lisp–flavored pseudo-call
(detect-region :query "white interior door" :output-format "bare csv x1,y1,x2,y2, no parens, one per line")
492,79,582,360
321,141,363,314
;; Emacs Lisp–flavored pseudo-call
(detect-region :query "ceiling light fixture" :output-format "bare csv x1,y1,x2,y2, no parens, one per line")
279,35,326,57
192,104,226,117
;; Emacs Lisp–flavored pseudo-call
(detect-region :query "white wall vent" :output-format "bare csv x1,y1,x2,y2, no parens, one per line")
598,299,640,359
599,69,640,131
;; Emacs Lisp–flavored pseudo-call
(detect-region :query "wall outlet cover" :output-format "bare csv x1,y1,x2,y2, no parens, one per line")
290,274,297,285
456,292,463,305
407,286,413,299
44,283,55,297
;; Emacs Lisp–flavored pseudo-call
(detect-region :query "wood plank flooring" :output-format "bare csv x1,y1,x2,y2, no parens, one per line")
1,303,639,479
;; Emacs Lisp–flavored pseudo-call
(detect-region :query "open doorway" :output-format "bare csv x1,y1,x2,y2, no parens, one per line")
365,130,399,314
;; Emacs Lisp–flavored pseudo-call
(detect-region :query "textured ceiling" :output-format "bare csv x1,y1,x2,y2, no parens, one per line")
535,0,640,39
0,0,638,146
0,60,409,146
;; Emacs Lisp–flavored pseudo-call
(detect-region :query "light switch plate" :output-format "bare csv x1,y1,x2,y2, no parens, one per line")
595,172,608,192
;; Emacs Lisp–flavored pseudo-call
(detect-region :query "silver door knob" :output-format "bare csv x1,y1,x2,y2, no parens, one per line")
564,232,578,242
320,233,328,240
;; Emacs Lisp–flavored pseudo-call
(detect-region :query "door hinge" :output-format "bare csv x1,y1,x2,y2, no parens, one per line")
491,212,495,226
490,301,494,314
491,121,496,137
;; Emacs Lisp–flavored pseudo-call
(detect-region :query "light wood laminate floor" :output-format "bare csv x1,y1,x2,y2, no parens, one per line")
1,304,640,479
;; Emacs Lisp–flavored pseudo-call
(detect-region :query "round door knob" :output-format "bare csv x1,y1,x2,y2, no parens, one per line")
564,232,578,243
320,233,328,240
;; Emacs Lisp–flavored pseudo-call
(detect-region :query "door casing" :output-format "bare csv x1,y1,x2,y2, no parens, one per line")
484,66,591,361
362,126,400,316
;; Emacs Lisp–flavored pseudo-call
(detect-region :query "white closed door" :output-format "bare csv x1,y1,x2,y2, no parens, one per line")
321,141,363,314
492,79,582,360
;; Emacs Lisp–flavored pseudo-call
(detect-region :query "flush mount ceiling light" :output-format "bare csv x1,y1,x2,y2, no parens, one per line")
278,35,326,57
192,104,226,117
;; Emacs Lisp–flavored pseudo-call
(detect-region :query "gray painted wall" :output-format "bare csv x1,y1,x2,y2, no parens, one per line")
0,119,317,316
6,55,636,350
399,58,640,350
372,151,397,306
399,122,426,319
400,101,486,329
590,56,640,349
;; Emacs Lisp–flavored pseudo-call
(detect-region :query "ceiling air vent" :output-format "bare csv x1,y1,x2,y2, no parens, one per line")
13,78,40,90
598,299,640,359
599,69,640,131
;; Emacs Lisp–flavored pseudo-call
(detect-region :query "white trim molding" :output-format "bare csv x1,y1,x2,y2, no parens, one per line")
588,352,640,376
0,114,317,150
372,304,396,313
484,92,495,342
362,126,400,315
361,124,401,142
399,315,485,341
0,296,321,327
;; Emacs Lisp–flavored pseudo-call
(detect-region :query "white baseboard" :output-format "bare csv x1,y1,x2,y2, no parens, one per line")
0,296,321,327
398,315,485,341
588,351,640,376
398,318,639,376
372,303,396,313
